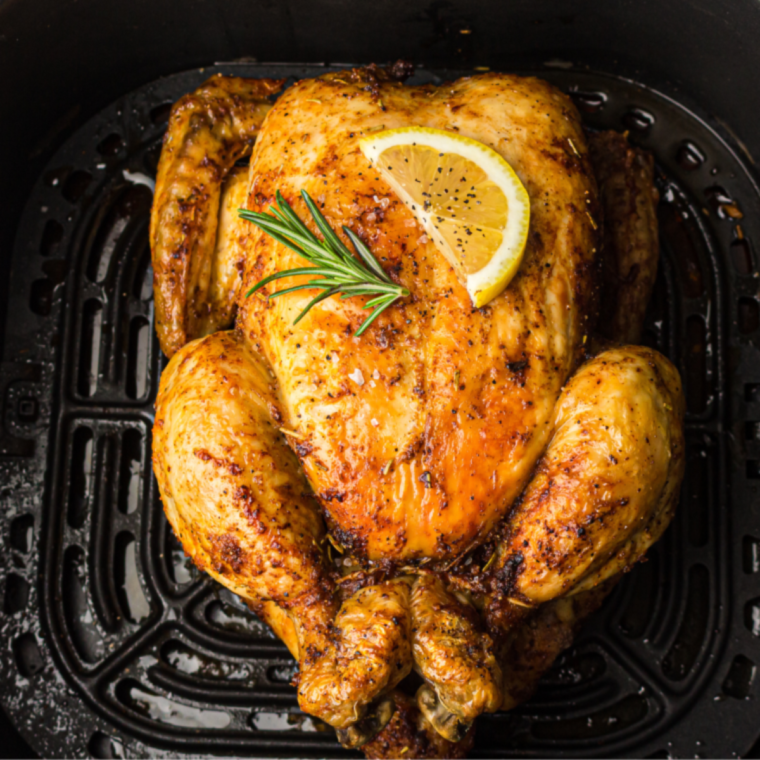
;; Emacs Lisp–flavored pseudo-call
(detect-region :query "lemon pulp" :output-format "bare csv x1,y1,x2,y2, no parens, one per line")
360,127,530,307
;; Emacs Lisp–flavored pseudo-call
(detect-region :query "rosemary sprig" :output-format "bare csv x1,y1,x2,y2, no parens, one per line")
238,191,409,336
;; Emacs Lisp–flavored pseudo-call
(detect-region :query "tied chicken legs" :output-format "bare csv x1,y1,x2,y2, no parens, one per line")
150,64,684,758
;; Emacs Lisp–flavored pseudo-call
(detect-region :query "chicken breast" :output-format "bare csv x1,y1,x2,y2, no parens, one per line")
239,70,600,561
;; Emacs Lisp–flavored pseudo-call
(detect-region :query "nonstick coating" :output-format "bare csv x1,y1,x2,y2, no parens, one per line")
1,3,760,758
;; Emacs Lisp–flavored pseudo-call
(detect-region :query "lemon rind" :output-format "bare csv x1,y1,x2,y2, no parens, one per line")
360,126,531,307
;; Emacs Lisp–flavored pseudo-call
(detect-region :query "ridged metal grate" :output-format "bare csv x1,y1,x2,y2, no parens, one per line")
1,63,759,758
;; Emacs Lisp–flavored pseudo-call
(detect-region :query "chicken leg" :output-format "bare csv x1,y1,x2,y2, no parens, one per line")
416,344,684,733
153,330,413,733
411,573,502,741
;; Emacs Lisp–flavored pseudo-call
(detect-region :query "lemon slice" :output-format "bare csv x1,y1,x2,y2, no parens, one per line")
359,126,530,307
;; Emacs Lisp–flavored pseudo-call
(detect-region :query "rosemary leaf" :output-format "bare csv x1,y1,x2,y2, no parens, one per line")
239,191,409,335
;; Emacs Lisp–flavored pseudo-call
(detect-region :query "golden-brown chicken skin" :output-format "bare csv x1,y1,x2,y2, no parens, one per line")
149,65,685,757
154,330,416,730
485,344,684,639
151,74,283,357
239,70,600,562
411,573,502,739
362,691,474,759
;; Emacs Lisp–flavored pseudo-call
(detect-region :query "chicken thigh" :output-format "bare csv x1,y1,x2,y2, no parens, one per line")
150,64,684,757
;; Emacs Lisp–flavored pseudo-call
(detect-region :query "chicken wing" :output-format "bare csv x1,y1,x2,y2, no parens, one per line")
588,130,660,344
150,75,283,357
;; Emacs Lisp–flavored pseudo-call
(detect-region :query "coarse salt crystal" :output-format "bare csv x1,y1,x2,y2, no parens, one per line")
418,234,429,245
349,368,365,386
372,369,381,380
371,418,379,427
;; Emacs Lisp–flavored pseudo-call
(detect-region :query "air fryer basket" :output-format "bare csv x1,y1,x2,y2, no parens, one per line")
2,3,760,758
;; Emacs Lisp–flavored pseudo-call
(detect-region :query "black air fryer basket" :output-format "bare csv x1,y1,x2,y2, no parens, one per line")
2,1,760,757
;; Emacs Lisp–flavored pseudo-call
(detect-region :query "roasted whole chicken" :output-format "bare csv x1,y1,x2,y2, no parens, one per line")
150,64,685,758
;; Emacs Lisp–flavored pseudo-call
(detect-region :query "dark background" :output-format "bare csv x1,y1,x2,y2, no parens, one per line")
2,0,760,756
0,710,34,758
